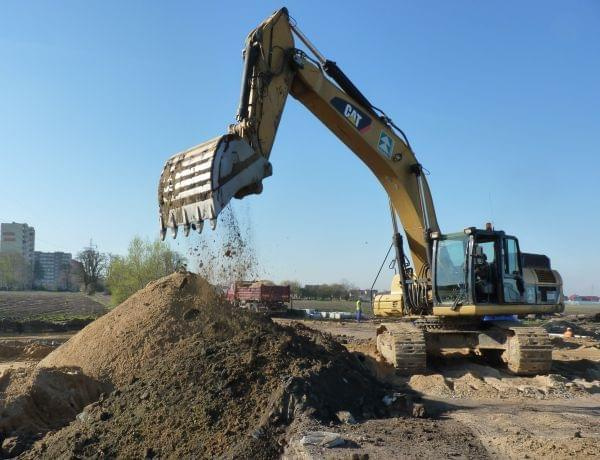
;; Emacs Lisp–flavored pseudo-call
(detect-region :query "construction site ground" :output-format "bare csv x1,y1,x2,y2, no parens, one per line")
0,275,598,459
276,317,600,459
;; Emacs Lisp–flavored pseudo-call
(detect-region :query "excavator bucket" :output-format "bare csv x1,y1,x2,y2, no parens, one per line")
158,134,271,239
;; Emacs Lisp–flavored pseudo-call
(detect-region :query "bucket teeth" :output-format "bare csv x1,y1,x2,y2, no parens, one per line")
182,211,191,237
159,216,167,241
169,212,178,239
158,133,272,239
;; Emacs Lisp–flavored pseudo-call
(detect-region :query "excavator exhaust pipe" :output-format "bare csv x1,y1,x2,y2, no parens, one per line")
158,134,271,239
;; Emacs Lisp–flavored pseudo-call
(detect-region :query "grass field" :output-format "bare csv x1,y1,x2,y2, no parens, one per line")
0,291,108,321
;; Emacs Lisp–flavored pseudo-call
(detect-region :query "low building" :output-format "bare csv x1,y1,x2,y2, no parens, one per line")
34,251,74,291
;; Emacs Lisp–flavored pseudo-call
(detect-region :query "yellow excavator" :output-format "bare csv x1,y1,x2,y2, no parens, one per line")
158,8,564,375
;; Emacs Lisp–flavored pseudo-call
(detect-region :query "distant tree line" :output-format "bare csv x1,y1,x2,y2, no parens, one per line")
72,237,185,304
1,237,185,307
280,280,358,300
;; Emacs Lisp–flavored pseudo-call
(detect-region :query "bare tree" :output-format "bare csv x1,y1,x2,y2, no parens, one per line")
76,247,107,294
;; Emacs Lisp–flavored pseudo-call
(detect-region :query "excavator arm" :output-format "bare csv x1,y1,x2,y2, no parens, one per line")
158,7,440,278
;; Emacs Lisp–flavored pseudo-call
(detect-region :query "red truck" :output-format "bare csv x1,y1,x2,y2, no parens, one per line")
226,281,291,314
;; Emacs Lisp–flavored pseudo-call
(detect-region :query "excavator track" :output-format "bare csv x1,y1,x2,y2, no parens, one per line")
376,322,426,375
502,326,552,375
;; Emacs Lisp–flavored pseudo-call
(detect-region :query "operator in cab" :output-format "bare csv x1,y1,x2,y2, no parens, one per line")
474,245,495,302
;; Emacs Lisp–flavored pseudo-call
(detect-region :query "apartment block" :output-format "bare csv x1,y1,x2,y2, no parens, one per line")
1,222,35,266
34,251,74,291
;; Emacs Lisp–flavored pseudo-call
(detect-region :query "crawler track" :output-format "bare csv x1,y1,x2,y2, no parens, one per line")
376,322,426,375
502,326,552,375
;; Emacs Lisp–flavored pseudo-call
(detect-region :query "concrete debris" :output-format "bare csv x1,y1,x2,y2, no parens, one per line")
299,431,346,448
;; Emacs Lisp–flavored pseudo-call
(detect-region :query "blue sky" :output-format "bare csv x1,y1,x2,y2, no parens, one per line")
1,1,598,293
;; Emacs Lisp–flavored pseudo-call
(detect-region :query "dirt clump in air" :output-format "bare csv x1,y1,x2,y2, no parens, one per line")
189,205,260,286
21,272,393,459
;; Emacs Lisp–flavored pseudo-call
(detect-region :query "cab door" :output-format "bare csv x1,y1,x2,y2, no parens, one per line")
502,237,524,303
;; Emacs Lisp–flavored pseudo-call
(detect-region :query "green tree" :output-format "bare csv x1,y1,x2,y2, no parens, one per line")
0,253,30,290
106,237,186,305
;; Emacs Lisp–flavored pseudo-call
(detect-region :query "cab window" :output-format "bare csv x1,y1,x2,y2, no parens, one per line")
473,236,499,304
435,236,468,303
504,238,520,275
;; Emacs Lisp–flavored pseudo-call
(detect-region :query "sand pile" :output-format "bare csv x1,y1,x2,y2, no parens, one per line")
12,272,390,459
38,272,218,386
0,366,109,456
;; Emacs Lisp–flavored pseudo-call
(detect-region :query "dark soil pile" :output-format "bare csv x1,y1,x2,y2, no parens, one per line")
22,272,390,459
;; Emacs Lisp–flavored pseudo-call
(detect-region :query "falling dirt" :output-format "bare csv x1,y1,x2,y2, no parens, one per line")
188,205,260,286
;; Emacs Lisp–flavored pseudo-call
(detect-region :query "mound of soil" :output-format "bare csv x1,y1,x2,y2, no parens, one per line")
0,366,108,456
21,273,391,459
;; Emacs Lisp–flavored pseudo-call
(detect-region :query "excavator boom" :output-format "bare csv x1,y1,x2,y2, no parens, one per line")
158,7,438,278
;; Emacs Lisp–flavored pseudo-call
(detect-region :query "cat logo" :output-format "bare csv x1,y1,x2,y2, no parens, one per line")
344,104,362,128
330,97,372,133
378,131,394,158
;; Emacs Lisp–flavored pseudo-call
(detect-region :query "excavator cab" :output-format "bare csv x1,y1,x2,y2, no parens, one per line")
431,227,563,314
